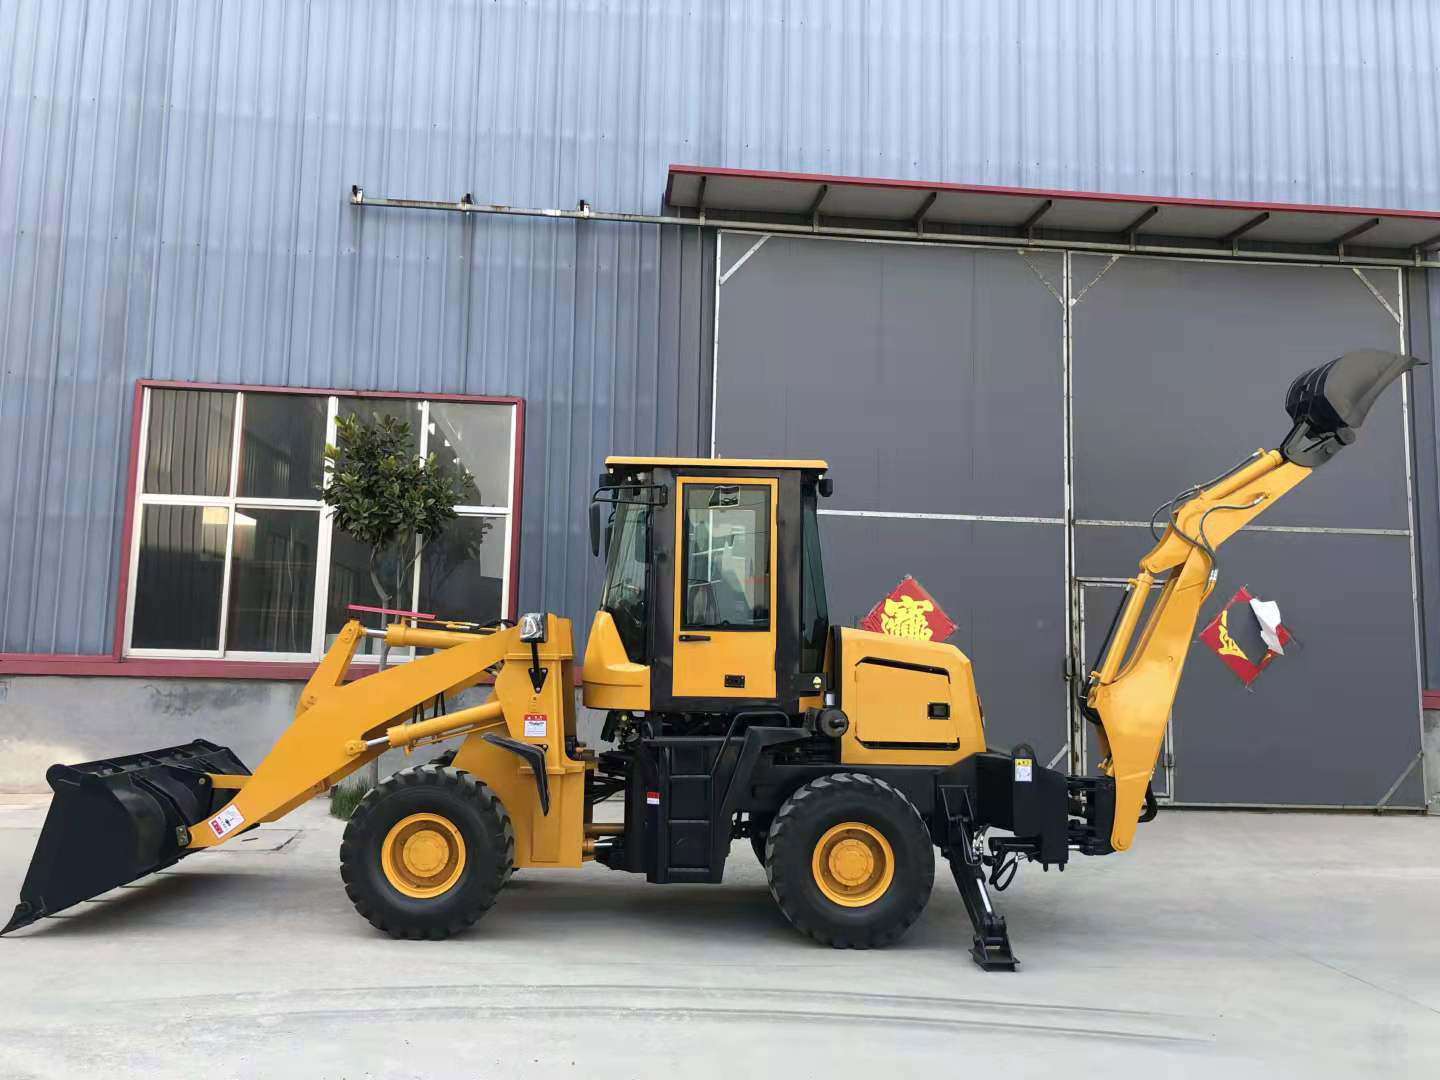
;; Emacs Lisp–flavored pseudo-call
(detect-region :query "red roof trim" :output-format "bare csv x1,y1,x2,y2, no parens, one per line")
666,164,1440,224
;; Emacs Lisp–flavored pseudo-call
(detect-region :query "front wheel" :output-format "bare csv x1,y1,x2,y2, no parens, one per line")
765,772,934,949
339,765,514,940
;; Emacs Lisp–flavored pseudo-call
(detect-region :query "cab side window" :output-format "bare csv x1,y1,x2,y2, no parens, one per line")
681,484,770,630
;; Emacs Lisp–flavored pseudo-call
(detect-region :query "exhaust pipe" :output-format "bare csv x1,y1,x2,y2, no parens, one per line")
2,739,250,935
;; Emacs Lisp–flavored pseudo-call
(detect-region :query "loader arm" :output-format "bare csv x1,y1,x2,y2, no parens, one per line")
187,619,546,848
1087,348,1422,851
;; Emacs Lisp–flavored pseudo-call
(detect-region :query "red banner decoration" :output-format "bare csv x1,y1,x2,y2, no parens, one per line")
861,575,957,643
1198,586,1292,687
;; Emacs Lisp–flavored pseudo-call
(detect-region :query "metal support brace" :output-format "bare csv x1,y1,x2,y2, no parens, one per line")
1123,205,1159,248
807,184,829,231
1334,217,1381,258
939,787,1017,971
1223,211,1269,253
1375,751,1422,813
912,191,938,236
1021,199,1053,239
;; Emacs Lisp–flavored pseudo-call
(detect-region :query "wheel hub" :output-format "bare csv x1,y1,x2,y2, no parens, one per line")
811,821,895,907
382,812,466,898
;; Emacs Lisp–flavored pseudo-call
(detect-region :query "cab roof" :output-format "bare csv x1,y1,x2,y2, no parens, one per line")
605,456,829,472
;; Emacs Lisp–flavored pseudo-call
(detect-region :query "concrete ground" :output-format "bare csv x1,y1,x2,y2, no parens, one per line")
0,798,1437,1079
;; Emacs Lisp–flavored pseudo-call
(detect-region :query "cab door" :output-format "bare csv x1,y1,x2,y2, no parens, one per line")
671,476,777,699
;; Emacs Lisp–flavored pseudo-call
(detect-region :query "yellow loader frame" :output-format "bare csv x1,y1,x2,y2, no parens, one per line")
189,616,589,869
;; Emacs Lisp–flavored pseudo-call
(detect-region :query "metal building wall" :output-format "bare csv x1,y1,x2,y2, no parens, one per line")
2,0,1440,657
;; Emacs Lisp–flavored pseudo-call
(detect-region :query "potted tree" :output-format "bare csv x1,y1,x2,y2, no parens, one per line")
322,411,470,813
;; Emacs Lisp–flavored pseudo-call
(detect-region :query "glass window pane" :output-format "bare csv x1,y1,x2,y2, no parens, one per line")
131,505,227,649
681,485,770,630
325,530,411,657
337,398,421,458
238,393,328,499
144,389,235,496
419,515,506,623
225,509,320,652
428,402,513,508
599,500,650,662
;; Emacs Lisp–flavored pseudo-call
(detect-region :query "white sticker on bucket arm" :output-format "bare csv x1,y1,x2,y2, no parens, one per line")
207,805,245,838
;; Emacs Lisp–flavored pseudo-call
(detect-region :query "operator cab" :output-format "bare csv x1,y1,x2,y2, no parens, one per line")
582,457,833,717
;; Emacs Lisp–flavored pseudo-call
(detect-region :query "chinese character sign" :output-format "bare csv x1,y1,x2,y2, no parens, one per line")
861,576,957,643
1198,586,1293,687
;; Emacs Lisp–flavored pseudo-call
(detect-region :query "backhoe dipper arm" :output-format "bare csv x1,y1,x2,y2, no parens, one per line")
1085,349,1421,852
1086,450,1307,851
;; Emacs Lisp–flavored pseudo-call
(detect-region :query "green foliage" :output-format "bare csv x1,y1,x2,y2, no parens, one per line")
323,413,462,551
328,783,368,820
322,412,476,611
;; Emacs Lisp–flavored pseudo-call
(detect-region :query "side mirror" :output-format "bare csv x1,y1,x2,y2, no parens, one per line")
817,476,834,498
589,502,602,557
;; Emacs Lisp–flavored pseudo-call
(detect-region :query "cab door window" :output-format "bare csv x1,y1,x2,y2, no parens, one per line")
681,485,770,630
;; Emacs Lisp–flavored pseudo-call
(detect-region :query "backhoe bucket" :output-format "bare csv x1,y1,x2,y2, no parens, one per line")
2,739,249,934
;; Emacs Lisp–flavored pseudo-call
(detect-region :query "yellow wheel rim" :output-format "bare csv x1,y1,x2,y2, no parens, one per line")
381,813,467,899
811,821,894,907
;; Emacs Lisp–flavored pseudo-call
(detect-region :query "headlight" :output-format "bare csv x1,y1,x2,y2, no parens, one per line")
519,612,547,643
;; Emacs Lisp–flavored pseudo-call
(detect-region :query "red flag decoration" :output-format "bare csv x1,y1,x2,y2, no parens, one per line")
861,575,957,643
1198,586,1293,687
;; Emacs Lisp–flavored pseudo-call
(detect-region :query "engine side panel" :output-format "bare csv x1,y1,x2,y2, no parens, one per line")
834,627,986,766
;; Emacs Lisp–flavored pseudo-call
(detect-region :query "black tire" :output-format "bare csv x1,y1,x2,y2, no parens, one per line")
765,772,934,949
340,765,514,940
750,830,768,867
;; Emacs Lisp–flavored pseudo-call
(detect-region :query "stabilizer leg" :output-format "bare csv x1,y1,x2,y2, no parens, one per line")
939,788,1018,971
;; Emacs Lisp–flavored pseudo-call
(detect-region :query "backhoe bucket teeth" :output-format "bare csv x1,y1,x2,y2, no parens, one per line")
2,739,249,934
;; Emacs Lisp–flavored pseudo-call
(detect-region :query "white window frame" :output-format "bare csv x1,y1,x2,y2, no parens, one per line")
123,387,519,662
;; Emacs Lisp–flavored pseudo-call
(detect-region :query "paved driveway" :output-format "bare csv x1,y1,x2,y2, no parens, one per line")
1,797,1437,1078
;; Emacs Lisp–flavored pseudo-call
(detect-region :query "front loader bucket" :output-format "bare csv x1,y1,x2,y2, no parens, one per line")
2,739,249,934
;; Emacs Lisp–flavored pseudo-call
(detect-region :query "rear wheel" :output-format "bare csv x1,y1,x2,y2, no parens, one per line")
765,772,934,949
340,765,513,939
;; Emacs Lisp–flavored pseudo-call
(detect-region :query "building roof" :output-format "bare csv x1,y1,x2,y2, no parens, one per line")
606,456,829,471
665,165,1440,264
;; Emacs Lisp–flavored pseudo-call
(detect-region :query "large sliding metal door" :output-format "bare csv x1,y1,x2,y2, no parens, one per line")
1069,254,1423,808
711,232,1425,808
710,233,1070,759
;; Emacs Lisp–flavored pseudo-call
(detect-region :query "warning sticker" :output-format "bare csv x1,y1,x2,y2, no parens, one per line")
523,714,547,738
207,804,245,838
646,791,660,806
1014,758,1033,783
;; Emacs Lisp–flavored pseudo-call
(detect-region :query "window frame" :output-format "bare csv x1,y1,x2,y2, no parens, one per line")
116,380,524,665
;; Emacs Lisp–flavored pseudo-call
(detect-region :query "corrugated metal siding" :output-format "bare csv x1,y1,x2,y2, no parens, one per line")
2,0,1439,653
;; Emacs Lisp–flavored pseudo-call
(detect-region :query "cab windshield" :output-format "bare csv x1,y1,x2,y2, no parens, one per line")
600,499,650,661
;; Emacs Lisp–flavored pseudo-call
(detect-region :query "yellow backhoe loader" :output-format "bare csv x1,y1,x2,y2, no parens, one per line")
2,350,1419,968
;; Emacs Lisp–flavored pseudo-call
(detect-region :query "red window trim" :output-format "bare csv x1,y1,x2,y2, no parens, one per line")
0,379,525,679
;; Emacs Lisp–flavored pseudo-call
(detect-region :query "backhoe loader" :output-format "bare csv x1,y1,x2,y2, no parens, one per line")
2,350,1419,968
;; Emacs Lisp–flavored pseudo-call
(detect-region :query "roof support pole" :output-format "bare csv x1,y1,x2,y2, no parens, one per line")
807,184,829,232
1122,205,1159,249
1221,211,1270,254
912,191,938,237
1021,199,1053,240
1334,217,1381,257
